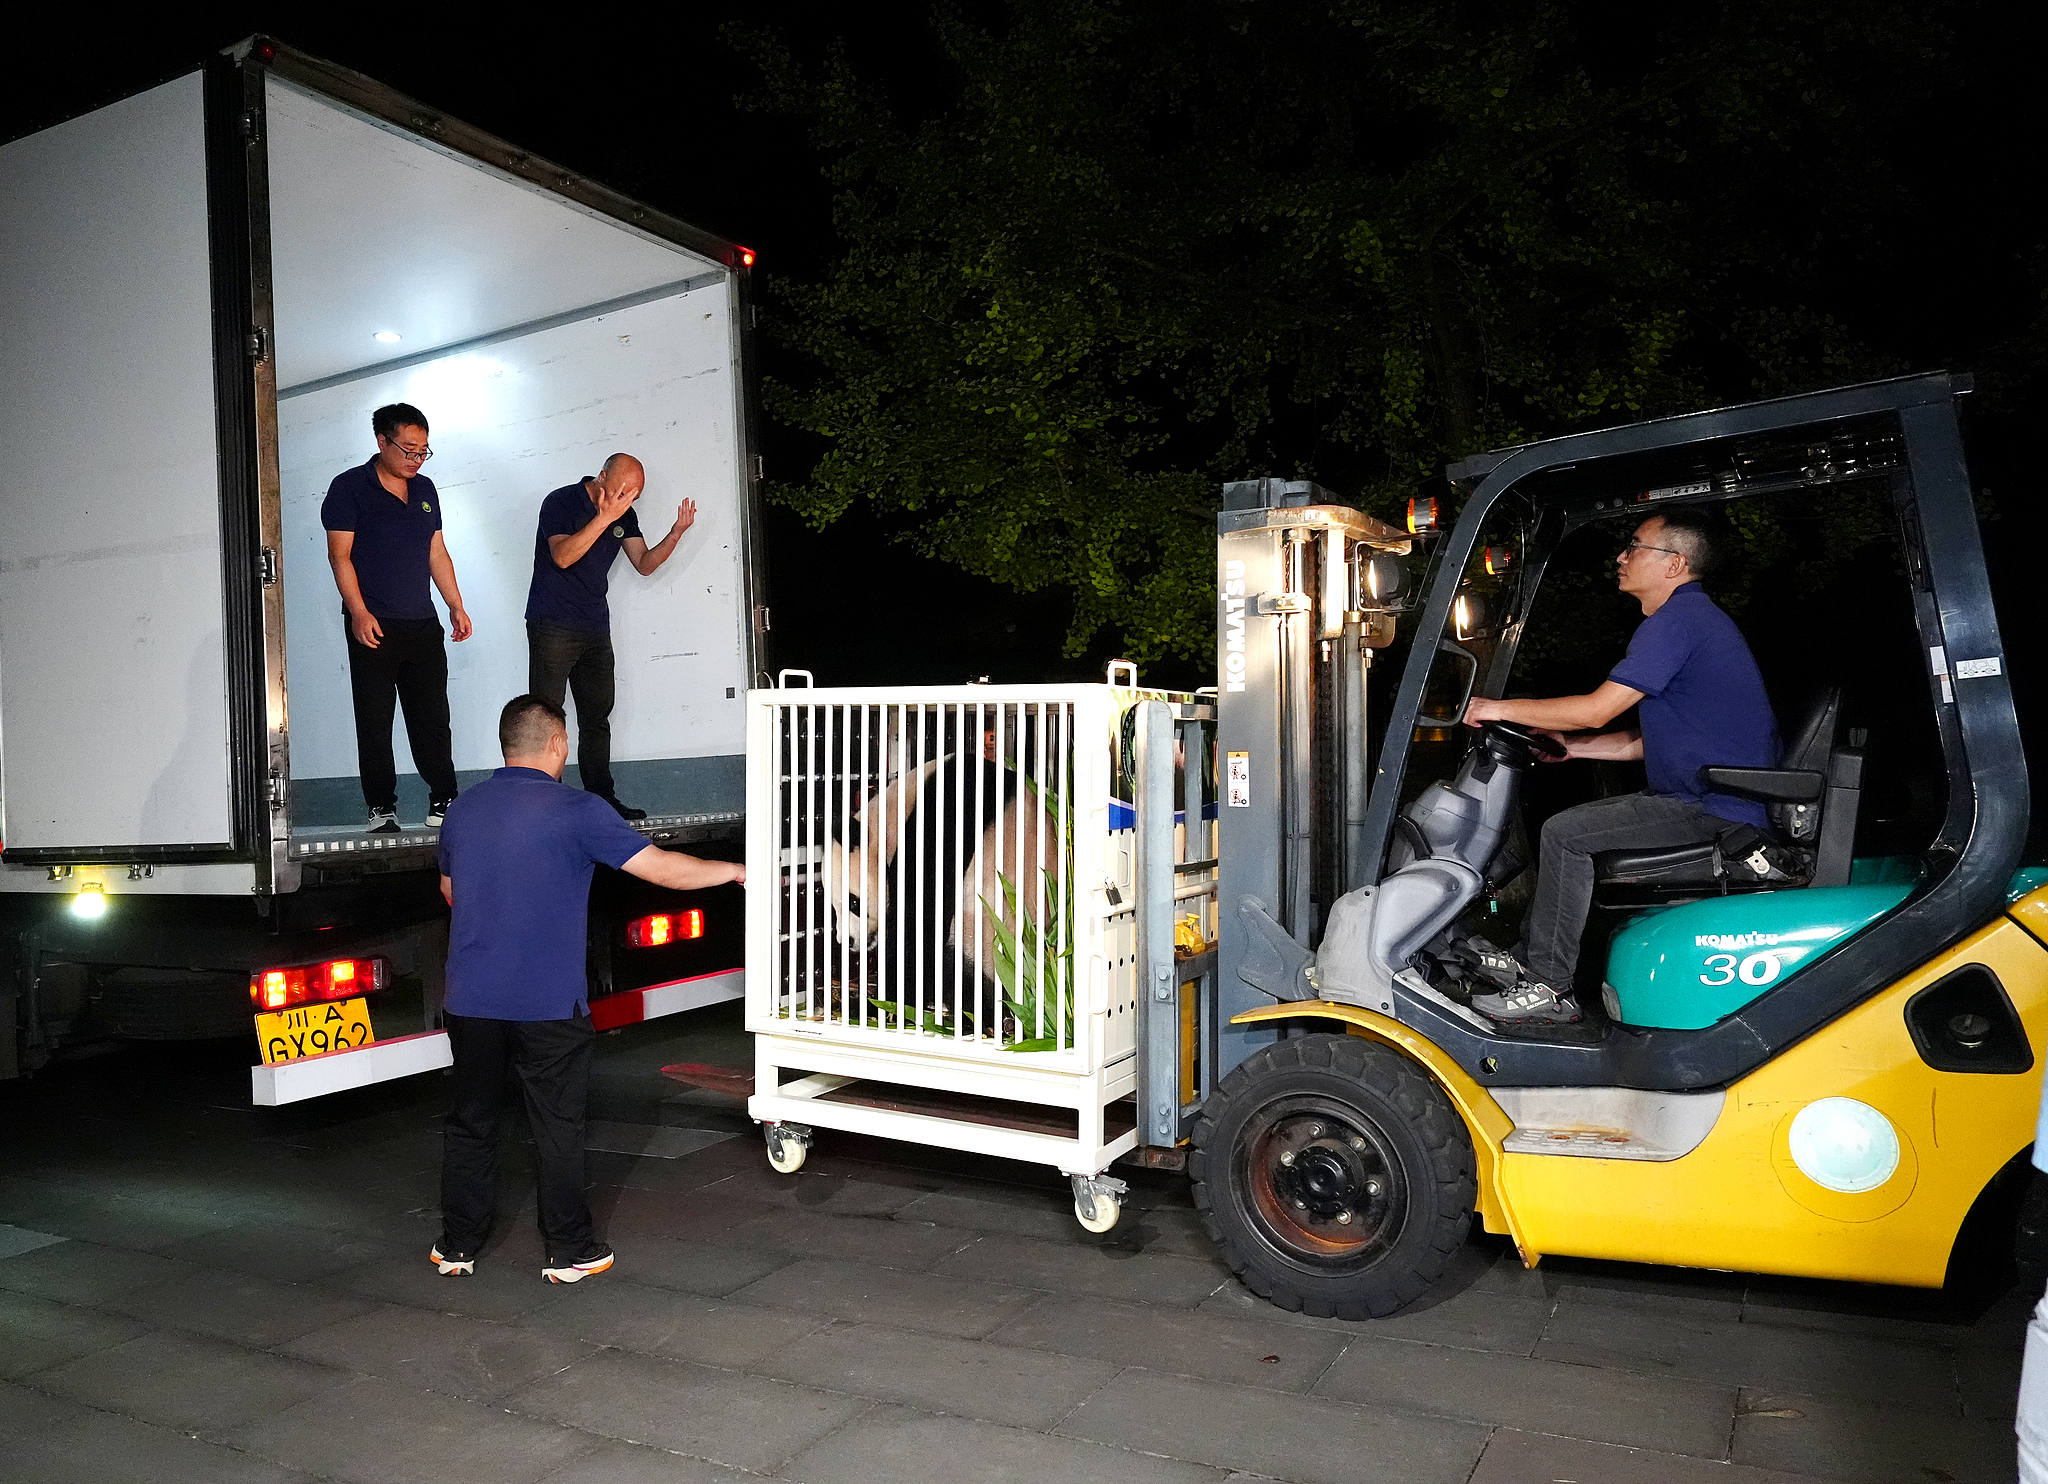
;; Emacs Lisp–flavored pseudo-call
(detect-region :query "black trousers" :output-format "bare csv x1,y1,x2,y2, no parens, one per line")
1524,791,1724,991
528,621,618,800
345,615,458,811
439,1012,596,1261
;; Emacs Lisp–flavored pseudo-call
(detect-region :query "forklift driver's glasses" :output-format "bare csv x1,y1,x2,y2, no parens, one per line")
1618,540,1680,560
381,439,432,463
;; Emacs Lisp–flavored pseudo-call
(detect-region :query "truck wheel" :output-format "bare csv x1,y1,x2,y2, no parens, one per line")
1191,1033,1475,1320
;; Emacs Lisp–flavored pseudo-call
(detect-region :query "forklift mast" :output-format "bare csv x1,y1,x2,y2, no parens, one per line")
1212,480,1415,1076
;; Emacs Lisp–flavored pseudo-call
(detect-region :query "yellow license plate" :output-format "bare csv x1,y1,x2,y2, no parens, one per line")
255,997,375,1065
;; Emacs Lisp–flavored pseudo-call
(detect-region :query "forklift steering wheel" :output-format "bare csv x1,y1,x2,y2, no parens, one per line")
1482,720,1567,760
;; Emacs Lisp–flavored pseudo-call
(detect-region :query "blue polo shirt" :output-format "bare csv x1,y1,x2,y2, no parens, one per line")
525,479,642,633
438,767,651,1020
1609,583,1780,827
319,459,443,622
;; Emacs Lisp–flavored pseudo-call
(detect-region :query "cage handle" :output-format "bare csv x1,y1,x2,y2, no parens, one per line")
776,669,815,689
1105,659,1139,688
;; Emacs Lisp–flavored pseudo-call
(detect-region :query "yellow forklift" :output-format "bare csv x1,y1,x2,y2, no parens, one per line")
1190,371,2047,1318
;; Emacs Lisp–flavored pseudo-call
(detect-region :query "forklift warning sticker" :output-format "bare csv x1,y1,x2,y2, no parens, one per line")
1227,752,1251,807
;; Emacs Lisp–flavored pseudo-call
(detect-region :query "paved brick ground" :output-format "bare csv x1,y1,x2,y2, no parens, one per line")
0,1003,2028,1483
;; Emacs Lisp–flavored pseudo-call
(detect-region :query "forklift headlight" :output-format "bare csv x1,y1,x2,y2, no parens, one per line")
1787,1097,1900,1193
1356,554,1406,610
1454,592,1489,641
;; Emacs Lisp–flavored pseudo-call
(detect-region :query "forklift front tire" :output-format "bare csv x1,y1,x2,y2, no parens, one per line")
1191,1033,1476,1320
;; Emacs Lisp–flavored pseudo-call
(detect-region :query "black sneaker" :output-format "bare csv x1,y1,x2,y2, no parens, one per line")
1460,936,1526,991
366,808,400,834
424,797,455,828
603,798,647,822
542,1243,615,1284
429,1242,476,1276
1469,981,1582,1025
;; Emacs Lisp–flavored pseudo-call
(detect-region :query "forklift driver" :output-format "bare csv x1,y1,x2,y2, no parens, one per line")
1460,508,1780,1025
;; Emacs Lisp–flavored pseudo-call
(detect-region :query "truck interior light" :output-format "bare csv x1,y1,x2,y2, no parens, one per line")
627,910,704,948
373,330,402,344
1787,1097,1900,1193
70,883,106,919
1483,545,1513,575
1406,495,1439,534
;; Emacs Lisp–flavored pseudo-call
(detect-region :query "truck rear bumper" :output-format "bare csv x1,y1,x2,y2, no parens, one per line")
591,968,745,1031
250,1028,452,1106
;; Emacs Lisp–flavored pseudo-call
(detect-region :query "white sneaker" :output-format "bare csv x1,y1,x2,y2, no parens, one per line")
365,808,400,834
425,798,455,828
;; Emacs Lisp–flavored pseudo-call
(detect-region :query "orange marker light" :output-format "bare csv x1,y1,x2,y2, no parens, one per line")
1406,495,1439,534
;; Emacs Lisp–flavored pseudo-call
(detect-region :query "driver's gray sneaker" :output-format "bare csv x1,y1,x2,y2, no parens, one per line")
1470,980,1581,1024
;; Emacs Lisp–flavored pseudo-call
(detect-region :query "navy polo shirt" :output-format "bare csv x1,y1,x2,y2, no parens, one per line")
525,479,642,632
319,459,443,621
1609,583,1781,827
438,767,651,1020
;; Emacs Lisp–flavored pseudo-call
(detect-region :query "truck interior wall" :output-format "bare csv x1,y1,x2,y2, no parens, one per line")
263,77,749,830
0,72,238,855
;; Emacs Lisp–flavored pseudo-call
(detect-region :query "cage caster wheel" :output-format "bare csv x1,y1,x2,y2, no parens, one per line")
764,1121,812,1174
1071,1172,1129,1233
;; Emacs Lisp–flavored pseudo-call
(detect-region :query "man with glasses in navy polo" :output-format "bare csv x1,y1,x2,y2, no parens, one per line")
323,402,474,833
1461,508,1780,1026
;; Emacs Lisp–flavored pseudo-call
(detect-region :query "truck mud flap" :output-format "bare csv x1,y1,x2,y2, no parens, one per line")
589,968,745,1032
250,1029,453,1106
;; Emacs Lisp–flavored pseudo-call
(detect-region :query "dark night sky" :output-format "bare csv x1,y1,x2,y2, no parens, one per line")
5,7,2042,701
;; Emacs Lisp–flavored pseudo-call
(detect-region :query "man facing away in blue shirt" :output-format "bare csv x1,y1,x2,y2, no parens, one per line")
1462,508,1780,1026
525,453,697,821
430,694,744,1284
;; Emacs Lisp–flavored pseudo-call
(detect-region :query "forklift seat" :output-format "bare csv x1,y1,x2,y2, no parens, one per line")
1592,687,1864,897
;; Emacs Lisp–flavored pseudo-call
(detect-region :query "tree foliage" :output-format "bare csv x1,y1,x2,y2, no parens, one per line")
735,0,1953,660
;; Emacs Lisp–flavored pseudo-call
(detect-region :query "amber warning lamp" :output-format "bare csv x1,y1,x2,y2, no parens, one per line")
1405,495,1439,534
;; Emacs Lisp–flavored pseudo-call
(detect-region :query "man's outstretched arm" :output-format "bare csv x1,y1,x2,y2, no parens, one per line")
1465,680,1643,736
621,845,746,891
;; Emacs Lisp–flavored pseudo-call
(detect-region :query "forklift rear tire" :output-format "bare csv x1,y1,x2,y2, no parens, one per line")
1191,1033,1475,1320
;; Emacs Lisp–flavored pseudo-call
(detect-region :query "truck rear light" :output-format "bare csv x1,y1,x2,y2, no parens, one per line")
737,247,756,267
250,956,388,1010
626,910,703,948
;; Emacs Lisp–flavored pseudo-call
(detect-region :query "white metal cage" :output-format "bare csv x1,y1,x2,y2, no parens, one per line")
745,681,1213,1196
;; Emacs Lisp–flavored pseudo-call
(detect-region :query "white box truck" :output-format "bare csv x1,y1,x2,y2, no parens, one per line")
0,37,767,1101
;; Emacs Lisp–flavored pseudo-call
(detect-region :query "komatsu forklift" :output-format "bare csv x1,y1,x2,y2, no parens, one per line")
1192,371,2048,1318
